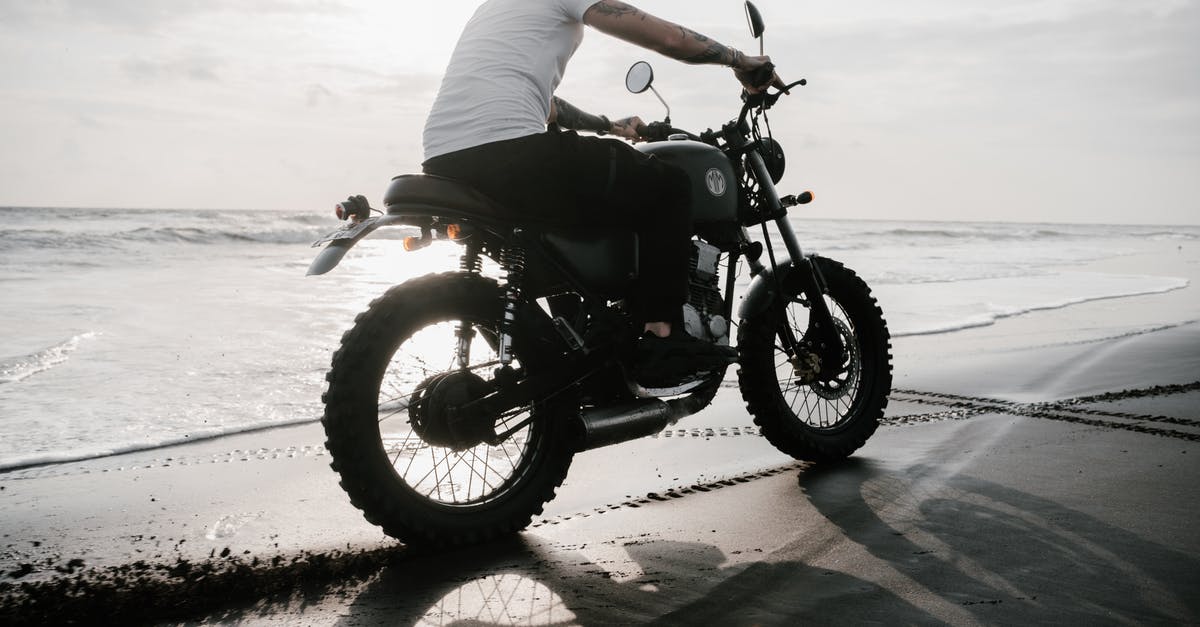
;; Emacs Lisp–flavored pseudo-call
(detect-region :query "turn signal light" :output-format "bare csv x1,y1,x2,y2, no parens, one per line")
334,204,346,220
780,191,815,208
446,224,463,240
403,235,433,252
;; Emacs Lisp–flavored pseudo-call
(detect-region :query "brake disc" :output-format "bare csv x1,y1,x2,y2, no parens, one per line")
811,318,859,401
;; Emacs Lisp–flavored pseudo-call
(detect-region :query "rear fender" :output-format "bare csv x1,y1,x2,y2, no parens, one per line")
306,215,423,276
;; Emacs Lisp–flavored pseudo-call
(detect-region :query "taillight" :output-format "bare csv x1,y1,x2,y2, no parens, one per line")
334,196,369,221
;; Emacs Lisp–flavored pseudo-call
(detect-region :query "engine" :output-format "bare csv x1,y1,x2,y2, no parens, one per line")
682,240,730,346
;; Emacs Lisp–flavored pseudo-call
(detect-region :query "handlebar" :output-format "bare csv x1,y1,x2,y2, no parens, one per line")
742,78,806,110
635,77,806,146
635,122,702,143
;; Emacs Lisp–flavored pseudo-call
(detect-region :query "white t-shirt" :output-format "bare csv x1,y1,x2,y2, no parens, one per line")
422,0,600,161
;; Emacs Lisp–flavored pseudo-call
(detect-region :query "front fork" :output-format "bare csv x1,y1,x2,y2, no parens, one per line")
743,151,844,377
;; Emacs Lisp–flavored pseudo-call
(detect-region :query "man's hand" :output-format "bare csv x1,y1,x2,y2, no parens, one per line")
734,55,788,94
611,116,644,141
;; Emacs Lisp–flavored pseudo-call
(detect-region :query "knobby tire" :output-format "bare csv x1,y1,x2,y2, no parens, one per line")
737,257,893,461
321,272,576,546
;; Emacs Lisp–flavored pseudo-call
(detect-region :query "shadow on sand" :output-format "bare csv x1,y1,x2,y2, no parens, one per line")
185,456,1198,625
791,458,1200,625
325,535,937,626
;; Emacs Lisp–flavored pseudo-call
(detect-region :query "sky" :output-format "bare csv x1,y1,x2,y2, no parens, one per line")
0,0,1197,224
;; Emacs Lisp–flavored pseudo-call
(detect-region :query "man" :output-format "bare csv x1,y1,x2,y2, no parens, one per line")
422,0,785,381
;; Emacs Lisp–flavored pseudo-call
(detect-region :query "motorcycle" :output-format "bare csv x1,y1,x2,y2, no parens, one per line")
307,2,891,546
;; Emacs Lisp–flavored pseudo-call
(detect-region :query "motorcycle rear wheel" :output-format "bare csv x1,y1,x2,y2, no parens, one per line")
737,257,892,461
322,272,576,546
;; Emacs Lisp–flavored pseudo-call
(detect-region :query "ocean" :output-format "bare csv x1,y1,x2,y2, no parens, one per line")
0,207,1195,471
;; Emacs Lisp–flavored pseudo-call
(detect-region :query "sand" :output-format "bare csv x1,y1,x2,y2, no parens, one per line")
1,248,1198,625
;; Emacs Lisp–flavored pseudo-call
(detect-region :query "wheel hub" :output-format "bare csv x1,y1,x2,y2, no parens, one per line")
789,349,823,384
408,371,495,451
810,319,859,400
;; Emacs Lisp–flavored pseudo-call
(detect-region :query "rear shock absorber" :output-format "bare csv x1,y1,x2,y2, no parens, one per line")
453,241,483,369
497,234,527,367
459,240,482,274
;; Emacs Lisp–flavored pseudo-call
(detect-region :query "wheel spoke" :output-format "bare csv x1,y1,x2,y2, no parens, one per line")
429,446,445,501
466,448,477,499
401,431,421,476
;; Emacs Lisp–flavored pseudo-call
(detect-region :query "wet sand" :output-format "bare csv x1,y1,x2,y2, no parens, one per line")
2,250,1198,625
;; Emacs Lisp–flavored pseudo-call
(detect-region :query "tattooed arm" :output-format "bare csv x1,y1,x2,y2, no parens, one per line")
550,97,645,140
550,97,610,134
582,0,786,92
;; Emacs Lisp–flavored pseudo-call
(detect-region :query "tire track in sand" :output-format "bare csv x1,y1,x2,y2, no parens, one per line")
5,381,1196,482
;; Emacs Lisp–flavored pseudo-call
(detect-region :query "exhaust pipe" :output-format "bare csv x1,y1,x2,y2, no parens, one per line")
572,377,721,452
575,399,674,451
575,393,715,451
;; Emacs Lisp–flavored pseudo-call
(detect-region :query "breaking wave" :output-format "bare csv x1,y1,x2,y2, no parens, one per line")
0,332,96,384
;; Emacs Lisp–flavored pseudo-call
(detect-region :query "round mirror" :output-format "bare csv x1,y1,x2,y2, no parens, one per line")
625,61,654,94
745,1,765,38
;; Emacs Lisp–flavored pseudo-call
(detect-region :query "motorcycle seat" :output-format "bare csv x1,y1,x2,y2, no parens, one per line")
383,174,522,226
384,174,637,298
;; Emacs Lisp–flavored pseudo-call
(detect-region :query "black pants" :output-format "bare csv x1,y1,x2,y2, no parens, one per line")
422,129,692,323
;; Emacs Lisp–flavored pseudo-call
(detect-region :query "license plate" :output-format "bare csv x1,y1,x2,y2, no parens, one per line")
311,217,380,247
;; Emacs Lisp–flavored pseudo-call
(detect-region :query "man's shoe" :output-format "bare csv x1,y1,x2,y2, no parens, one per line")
634,329,737,387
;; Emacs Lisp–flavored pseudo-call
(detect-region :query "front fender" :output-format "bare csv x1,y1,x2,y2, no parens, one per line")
306,215,420,276
738,257,797,320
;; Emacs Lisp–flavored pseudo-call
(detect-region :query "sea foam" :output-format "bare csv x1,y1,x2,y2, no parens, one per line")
878,273,1190,337
0,332,96,384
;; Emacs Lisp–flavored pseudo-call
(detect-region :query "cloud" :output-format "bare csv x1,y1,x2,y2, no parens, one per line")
0,0,352,30
353,73,443,100
761,2,1200,151
306,83,335,107
76,114,104,129
122,53,225,83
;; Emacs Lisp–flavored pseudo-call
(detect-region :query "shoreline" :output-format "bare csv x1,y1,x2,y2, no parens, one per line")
2,229,1198,624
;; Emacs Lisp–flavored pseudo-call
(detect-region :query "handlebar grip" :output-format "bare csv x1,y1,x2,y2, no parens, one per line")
637,123,671,141
750,61,776,88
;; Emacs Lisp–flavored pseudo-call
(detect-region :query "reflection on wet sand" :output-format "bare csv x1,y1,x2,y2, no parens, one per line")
795,458,1200,625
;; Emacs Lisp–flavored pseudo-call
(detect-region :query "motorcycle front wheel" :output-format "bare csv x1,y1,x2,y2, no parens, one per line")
321,272,576,546
737,257,893,462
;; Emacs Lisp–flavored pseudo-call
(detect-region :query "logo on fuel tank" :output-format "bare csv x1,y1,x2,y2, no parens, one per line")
704,168,727,197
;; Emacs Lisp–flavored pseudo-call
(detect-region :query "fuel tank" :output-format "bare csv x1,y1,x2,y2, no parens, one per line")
638,139,737,226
